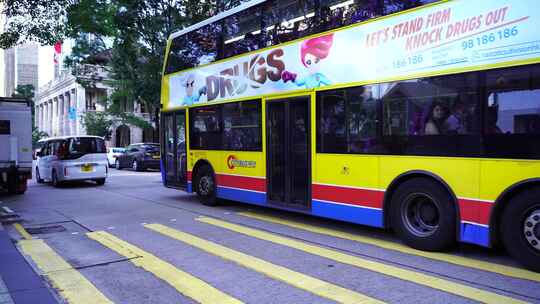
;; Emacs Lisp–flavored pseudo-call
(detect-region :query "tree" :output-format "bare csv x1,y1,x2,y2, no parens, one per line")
81,111,113,138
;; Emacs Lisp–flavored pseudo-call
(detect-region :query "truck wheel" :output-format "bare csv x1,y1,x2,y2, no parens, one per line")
6,175,17,194
36,168,44,184
195,165,218,206
51,170,62,188
501,187,540,272
16,179,27,194
390,178,456,251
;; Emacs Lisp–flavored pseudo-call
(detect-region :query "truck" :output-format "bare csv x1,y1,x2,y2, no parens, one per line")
0,97,33,194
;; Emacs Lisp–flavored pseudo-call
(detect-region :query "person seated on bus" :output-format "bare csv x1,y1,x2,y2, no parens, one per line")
446,98,467,134
486,105,502,134
425,101,449,135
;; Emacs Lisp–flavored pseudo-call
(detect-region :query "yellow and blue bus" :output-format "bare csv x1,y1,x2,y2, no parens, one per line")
160,0,540,271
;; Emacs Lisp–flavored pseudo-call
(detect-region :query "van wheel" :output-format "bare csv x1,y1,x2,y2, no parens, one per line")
51,170,61,188
115,159,121,170
36,168,44,184
390,178,456,251
195,165,218,206
95,178,106,186
501,187,540,272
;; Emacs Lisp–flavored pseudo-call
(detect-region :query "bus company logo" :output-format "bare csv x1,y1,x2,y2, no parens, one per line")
227,155,256,169
206,49,285,102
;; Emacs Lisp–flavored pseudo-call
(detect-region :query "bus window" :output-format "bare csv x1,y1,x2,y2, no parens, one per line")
383,0,440,15
317,85,381,154
484,65,540,159
190,106,222,150
223,5,262,58
262,0,316,46
222,100,262,151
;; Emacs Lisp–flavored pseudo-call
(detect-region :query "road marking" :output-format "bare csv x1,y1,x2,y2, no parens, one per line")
146,223,383,304
197,217,528,304
87,231,243,304
14,223,33,240
18,239,112,304
170,219,177,222
2,206,14,213
107,226,115,230
238,211,540,283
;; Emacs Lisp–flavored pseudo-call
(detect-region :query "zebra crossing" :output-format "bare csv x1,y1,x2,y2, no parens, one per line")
16,210,540,304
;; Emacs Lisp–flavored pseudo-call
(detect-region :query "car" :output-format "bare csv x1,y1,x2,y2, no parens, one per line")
106,147,126,167
35,136,108,187
115,143,160,171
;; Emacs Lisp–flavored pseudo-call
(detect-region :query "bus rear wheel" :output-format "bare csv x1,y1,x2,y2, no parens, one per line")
501,187,540,272
195,165,218,206
390,178,456,251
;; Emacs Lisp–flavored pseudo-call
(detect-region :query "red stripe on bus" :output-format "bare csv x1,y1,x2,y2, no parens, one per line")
187,171,192,181
312,184,384,209
217,174,266,192
458,198,492,226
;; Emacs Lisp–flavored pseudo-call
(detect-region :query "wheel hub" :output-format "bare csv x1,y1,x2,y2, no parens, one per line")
402,193,440,237
524,209,540,251
199,176,212,195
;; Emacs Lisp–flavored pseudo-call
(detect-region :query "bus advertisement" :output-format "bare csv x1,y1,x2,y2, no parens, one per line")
160,0,540,272
164,0,539,109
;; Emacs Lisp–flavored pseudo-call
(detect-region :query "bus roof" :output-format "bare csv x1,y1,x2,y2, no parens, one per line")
169,0,267,41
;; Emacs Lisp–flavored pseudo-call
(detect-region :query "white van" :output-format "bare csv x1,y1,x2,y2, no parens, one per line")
36,136,108,187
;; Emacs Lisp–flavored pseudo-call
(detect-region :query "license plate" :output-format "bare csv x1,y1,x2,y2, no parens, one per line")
81,164,93,172
152,155,160,159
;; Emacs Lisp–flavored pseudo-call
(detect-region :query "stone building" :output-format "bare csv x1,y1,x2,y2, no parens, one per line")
35,64,155,147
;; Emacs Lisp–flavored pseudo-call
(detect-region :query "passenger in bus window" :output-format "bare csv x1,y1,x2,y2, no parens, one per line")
447,99,467,134
282,34,334,88
424,102,449,135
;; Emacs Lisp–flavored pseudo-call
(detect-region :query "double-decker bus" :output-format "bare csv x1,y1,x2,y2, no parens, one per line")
160,0,540,272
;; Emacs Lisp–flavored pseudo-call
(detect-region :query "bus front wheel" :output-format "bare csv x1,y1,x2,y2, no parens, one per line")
501,187,540,272
195,165,218,206
390,178,456,251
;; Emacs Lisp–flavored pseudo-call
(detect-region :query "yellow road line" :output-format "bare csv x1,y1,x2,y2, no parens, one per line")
197,217,528,304
18,239,113,304
145,223,383,304
87,231,243,304
14,223,33,240
238,211,540,283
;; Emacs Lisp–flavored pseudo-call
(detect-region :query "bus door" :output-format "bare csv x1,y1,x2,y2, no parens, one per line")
162,110,187,188
266,96,311,209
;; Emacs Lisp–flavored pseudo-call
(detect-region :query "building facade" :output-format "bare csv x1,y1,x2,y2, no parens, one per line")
35,65,155,147
3,43,39,97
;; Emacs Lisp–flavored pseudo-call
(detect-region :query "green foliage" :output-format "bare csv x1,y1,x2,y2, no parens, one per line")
12,84,36,128
0,0,69,49
32,127,48,148
81,111,114,138
11,84,35,99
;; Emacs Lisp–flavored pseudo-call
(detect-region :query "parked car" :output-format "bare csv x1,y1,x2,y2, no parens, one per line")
35,136,108,187
115,143,160,171
106,147,126,167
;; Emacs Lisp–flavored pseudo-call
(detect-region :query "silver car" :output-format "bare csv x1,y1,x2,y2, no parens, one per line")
35,136,108,187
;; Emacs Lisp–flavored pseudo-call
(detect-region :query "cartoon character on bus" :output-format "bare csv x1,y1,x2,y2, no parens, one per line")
182,73,207,106
281,33,334,89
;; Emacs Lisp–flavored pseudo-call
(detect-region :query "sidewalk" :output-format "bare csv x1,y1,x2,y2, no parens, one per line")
0,223,57,304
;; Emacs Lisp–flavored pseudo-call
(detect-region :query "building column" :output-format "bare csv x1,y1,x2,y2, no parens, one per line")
47,101,52,135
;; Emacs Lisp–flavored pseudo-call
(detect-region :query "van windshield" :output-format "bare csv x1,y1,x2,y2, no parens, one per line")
67,137,106,158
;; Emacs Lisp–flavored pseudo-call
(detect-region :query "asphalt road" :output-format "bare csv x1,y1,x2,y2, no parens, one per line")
1,168,539,304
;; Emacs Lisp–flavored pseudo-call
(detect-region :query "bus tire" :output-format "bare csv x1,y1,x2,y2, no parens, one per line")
501,187,540,272
390,178,456,251
195,165,218,206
